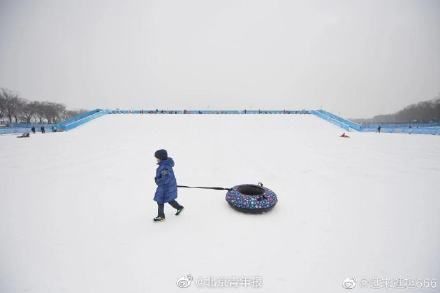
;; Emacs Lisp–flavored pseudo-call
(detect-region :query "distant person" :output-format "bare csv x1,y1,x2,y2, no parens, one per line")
153,149,184,222
52,126,57,132
31,126,36,134
40,126,45,133
377,126,381,133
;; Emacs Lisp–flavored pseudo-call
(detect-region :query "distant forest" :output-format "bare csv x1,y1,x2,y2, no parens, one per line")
0,88,87,125
354,94,440,124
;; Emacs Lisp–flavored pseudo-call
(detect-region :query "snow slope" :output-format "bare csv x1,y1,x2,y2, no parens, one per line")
1,114,439,292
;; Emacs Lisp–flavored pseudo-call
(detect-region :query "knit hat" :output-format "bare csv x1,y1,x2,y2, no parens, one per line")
154,149,168,161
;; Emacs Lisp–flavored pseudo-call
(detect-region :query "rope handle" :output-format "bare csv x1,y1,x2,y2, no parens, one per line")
177,185,232,191
177,182,264,193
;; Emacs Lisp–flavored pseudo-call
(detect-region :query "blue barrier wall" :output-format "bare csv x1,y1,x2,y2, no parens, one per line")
60,109,103,125
108,109,311,114
360,122,440,128
317,110,362,131
311,110,359,131
0,109,106,135
311,110,440,135
0,124,59,135
1,108,439,135
58,109,107,131
361,125,440,135
0,127,33,135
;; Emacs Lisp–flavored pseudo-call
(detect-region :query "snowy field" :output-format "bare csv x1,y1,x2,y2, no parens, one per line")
1,114,440,293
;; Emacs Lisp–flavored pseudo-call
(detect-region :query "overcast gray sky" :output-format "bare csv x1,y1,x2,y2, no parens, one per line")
0,0,439,118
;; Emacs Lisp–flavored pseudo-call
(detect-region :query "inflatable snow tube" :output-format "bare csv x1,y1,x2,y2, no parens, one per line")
226,184,277,214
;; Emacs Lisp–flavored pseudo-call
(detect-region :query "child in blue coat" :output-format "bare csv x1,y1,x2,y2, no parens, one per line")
153,149,184,222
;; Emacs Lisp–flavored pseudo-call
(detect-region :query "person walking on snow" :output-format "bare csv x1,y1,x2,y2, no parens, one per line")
153,149,184,222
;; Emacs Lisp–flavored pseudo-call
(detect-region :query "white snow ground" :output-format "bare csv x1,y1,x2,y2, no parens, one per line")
1,114,439,293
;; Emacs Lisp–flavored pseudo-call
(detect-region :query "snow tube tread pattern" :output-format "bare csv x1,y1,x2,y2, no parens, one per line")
225,184,277,214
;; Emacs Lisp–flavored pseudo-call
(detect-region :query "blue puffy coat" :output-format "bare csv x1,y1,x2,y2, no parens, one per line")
154,158,178,204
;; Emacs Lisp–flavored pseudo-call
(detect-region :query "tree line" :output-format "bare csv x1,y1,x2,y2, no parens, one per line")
0,88,87,125
354,94,440,124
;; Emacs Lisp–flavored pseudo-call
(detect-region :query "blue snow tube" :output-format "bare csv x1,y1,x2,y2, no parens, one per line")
225,184,277,213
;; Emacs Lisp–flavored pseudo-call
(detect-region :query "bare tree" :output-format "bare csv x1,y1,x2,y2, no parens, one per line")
0,92,6,123
13,98,27,123
34,102,47,123
1,87,86,124
0,88,24,123
22,101,40,123
354,93,440,124
52,103,66,123
38,102,66,123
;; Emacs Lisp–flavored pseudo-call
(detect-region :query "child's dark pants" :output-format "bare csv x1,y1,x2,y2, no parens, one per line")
157,200,183,218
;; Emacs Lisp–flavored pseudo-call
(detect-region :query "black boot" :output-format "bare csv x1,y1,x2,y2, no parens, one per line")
155,203,165,221
168,200,184,215
175,206,184,216
153,216,165,222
